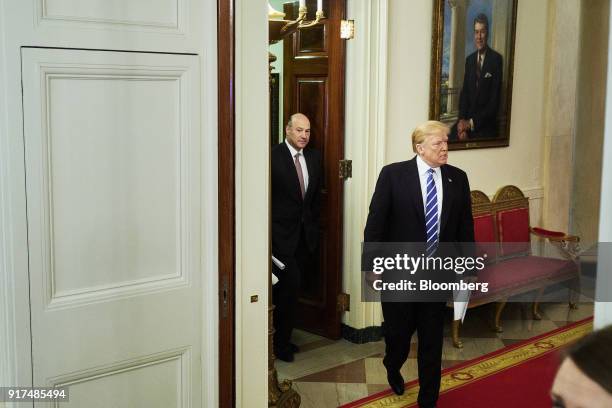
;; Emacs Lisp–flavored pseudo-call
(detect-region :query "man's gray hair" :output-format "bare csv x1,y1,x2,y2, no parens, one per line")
286,113,306,128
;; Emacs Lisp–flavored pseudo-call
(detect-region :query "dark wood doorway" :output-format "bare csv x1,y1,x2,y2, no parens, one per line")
218,0,235,406
283,0,346,339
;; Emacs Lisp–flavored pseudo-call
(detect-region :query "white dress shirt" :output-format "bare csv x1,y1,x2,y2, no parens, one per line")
285,139,309,191
416,155,443,235
478,50,486,69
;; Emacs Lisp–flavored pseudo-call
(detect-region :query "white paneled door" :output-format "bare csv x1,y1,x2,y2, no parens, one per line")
21,48,202,407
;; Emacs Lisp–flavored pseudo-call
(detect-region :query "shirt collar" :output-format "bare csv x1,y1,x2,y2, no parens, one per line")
285,139,303,157
416,155,441,177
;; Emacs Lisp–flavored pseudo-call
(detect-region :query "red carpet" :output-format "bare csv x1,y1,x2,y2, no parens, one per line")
431,344,561,407
340,318,593,408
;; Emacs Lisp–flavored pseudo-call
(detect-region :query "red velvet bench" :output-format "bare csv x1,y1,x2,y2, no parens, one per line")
449,185,580,348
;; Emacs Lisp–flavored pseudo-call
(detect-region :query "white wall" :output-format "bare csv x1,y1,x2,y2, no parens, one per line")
572,0,609,248
541,0,581,233
386,0,547,199
385,0,431,165
235,0,270,405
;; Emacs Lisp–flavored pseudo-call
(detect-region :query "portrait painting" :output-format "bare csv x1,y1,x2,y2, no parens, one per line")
429,0,518,149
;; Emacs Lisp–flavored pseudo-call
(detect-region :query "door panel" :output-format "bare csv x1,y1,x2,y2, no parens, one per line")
284,0,345,339
41,0,180,28
22,48,201,407
53,351,189,408
4,0,202,55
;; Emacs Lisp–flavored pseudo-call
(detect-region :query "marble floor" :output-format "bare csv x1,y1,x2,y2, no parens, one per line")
276,301,594,408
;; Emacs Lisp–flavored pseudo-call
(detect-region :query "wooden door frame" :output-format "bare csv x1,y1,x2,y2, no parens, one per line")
282,0,346,339
218,0,235,406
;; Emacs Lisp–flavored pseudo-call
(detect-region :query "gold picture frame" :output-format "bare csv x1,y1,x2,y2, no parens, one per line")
429,0,518,150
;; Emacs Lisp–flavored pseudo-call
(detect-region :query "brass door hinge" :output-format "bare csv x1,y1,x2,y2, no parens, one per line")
337,292,350,312
339,159,352,179
340,20,355,40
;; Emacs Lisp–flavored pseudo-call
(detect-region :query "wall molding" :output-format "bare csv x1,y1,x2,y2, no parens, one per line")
22,66,191,311
234,0,269,406
541,1,581,233
38,0,184,32
51,347,190,388
343,0,388,330
480,186,544,200
200,0,219,406
0,0,12,387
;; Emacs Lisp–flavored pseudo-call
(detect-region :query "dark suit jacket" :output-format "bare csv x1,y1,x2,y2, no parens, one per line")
271,142,322,256
459,47,503,138
364,157,474,245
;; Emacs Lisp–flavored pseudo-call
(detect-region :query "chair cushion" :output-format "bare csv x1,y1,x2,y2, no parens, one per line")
497,208,530,257
473,213,497,262
472,256,577,300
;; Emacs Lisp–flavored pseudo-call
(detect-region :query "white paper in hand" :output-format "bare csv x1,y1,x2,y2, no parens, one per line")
272,255,285,270
271,255,285,286
453,300,469,322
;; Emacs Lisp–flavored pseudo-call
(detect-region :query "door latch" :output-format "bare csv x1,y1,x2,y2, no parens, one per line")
337,292,350,312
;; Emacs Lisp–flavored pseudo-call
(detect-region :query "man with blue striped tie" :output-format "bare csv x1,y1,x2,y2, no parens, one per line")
364,121,474,407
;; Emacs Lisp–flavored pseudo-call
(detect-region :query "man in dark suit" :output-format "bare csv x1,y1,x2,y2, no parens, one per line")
364,121,474,407
271,113,322,362
457,13,503,140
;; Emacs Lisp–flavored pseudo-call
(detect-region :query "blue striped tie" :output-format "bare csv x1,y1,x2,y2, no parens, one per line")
425,168,438,257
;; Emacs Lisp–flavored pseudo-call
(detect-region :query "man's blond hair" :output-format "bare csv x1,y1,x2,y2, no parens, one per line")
411,120,450,152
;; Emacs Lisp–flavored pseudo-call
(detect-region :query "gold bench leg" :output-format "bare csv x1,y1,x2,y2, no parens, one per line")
533,287,544,320
568,265,581,309
494,301,506,333
452,319,463,348
532,301,542,320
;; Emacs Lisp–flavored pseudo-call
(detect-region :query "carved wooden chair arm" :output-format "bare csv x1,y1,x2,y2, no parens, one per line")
530,227,578,242
530,227,581,259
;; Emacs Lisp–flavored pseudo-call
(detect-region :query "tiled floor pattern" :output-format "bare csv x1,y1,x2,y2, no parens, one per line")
276,302,594,408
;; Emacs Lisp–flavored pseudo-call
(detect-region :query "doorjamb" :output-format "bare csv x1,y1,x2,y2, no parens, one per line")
0,0,34,394
218,0,236,406
342,0,389,329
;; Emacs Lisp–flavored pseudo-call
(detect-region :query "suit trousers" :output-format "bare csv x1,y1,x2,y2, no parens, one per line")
273,227,313,353
381,301,445,408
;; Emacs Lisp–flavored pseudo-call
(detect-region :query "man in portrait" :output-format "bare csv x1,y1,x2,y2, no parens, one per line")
271,113,322,362
456,13,503,140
